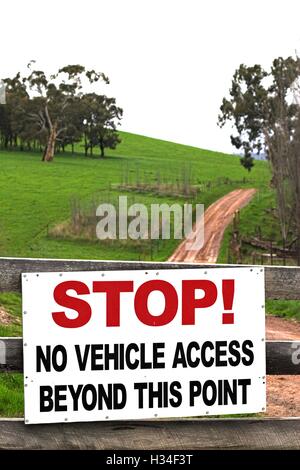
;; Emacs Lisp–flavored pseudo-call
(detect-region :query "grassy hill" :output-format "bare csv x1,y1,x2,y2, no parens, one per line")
0,131,270,261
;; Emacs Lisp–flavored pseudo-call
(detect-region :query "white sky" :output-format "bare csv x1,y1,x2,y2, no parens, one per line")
1,0,300,153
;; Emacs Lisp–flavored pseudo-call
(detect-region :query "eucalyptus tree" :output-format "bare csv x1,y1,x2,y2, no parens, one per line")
82,93,122,157
219,56,300,255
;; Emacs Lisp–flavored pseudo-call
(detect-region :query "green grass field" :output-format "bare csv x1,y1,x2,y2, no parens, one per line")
0,131,298,417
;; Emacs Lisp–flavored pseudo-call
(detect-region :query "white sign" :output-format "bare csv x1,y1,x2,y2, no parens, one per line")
22,267,266,424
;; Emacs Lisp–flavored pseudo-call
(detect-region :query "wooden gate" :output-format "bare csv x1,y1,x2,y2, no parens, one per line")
0,257,299,450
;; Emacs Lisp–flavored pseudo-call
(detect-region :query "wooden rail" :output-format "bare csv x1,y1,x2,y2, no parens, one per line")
0,418,298,450
0,256,300,299
0,257,299,450
0,338,299,374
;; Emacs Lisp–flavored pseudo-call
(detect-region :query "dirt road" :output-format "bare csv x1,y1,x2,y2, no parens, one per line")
266,316,300,417
168,188,257,263
266,316,300,340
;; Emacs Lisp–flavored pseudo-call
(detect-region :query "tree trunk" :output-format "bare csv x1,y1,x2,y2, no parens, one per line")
42,125,57,162
84,134,88,156
100,142,105,158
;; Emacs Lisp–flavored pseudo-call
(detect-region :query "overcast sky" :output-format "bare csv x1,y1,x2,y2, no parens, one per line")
1,0,300,153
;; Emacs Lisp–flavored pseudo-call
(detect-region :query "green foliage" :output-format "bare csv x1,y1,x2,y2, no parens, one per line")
0,292,22,336
241,155,254,172
0,64,122,160
0,373,23,417
218,56,300,170
82,93,122,157
266,300,300,321
219,56,300,256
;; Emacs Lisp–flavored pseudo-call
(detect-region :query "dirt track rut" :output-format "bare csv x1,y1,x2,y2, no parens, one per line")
168,188,256,263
